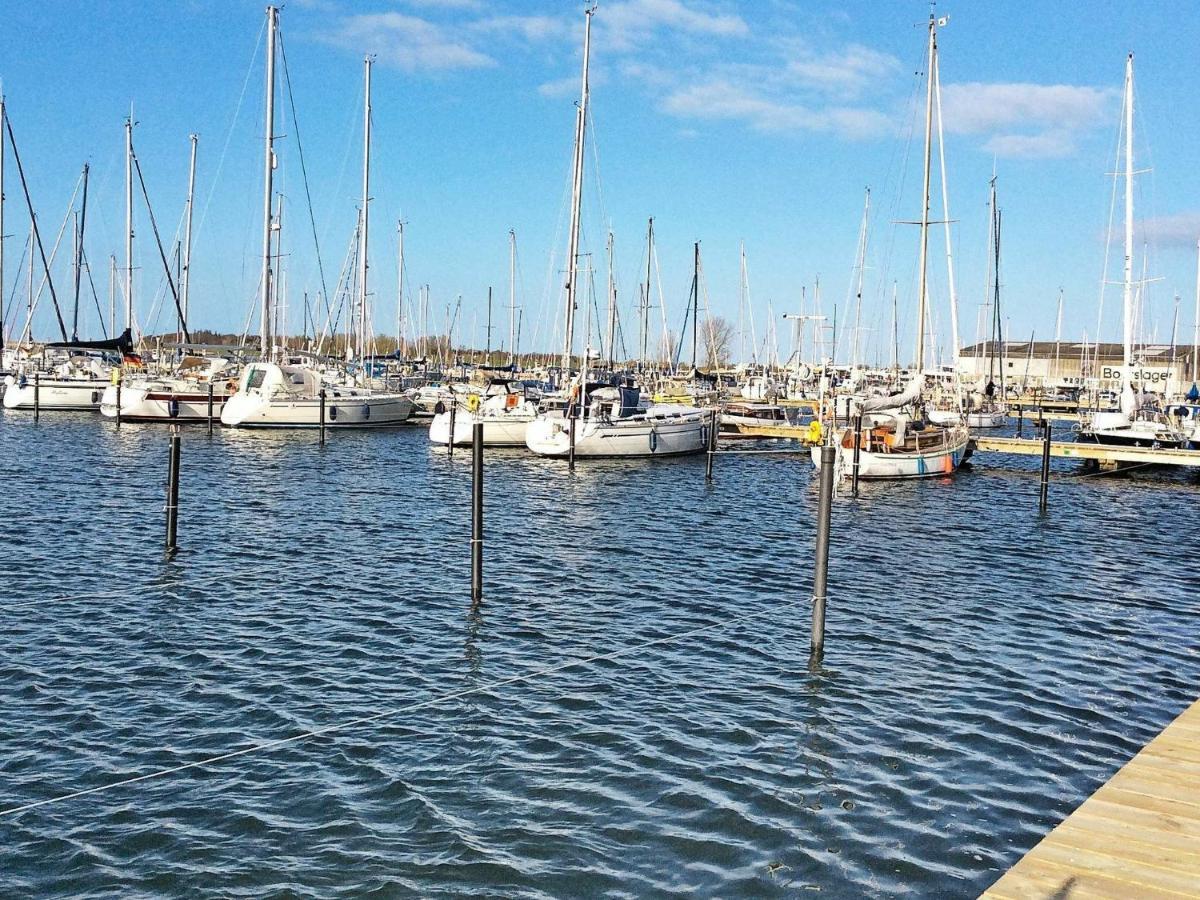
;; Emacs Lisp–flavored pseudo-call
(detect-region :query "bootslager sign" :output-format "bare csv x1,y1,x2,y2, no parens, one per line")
1099,365,1175,391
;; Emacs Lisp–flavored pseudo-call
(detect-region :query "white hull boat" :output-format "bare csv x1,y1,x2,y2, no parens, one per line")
220,363,415,428
100,381,232,422
2,375,106,411
812,417,970,479
429,383,539,447
526,386,709,458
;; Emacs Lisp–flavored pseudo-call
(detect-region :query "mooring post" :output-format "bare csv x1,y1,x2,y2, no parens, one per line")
115,375,122,428
1016,405,1023,436
568,412,577,471
811,443,836,657
166,425,181,555
33,370,40,422
1039,422,1052,513
471,421,484,602
448,400,457,457
319,388,327,446
851,413,863,497
206,382,215,436
705,408,718,482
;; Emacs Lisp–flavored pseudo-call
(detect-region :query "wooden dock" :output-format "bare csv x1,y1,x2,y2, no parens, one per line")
971,436,1200,468
981,697,1200,899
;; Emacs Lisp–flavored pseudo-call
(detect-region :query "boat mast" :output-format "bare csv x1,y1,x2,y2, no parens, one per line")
606,230,616,369
396,219,404,355
0,93,4,357
994,207,1005,400
358,54,373,366
932,39,960,376
508,228,516,366
181,133,198,340
851,187,870,370
915,14,937,374
259,6,278,360
691,241,700,369
1122,53,1134,371
125,111,135,333
1054,287,1064,383
1193,238,1199,385
560,5,593,374
641,216,653,368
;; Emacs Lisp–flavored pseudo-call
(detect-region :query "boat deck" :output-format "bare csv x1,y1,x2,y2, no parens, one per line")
981,697,1200,898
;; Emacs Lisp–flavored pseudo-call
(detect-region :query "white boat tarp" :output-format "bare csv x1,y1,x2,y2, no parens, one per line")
856,377,923,414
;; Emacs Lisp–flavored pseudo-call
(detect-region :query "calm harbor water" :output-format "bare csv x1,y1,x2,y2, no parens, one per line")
1,412,1197,897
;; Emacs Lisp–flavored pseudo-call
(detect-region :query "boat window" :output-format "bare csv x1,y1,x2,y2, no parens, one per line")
247,368,267,389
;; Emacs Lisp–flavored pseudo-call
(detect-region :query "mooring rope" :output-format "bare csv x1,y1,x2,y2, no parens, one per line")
0,598,810,819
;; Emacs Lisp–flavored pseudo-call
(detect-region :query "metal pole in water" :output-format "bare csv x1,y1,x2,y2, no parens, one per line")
115,376,122,428
811,443,836,656
1039,422,1052,513
33,370,40,421
568,412,577,472
319,388,326,445
166,425,181,555
705,408,717,482
206,382,214,436
851,413,863,497
471,421,484,602
1016,405,1023,437
448,400,457,457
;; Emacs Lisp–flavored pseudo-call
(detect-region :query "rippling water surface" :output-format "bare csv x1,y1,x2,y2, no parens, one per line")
1,412,1197,897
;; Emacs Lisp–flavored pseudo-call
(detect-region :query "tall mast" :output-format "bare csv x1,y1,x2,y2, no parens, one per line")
932,41,959,372
994,208,1005,398
851,188,870,369
260,5,278,360
641,216,653,368
691,241,700,368
1193,238,1199,385
508,228,516,366
125,111,134,332
396,219,404,355
71,208,79,339
181,133,198,338
358,54,373,365
1053,287,1064,382
560,5,593,373
605,230,616,369
485,286,492,360
0,93,5,357
1122,53,1135,370
915,14,938,373
109,255,116,337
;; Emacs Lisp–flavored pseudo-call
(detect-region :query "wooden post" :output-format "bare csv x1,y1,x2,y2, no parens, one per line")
318,388,326,445
851,413,863,497
165,425,181,555
206,382,214,436
471,421,484,602
1039,422,1052,513
811,443,836,657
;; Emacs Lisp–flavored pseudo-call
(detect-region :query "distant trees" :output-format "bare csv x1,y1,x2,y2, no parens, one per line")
703,316,735,368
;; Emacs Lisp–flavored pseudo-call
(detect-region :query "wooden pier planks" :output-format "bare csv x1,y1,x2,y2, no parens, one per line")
971,436,1200,467
981,698,1200,899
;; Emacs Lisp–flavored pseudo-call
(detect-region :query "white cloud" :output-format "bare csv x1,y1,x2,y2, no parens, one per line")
403,0,483,10
1136,213,1200,248
783,43,900,98
941,82,1115,134
538,75,581,99
322,12,495,72
470,14,570,43
660,79,890,138
600,0,748,50
940,81,1115,158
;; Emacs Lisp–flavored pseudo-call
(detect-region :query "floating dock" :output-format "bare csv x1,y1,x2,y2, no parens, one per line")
970,436,1200,468
981,698,1200,898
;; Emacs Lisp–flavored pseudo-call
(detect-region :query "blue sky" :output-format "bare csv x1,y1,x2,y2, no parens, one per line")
3,0,1200,364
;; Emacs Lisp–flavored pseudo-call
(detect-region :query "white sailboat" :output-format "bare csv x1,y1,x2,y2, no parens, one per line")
812,14,969,479
524,6,707,461
1078,54,1185,449
222,15,413,429
429,379,539,447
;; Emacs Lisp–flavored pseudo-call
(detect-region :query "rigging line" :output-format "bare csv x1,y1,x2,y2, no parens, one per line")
277,30,332,327
0,596,810,820
132,154,191,342
193,15,266,249
79,248,109,339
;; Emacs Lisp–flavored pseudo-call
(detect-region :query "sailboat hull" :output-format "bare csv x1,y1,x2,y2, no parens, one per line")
99,383,231,422
220,392,415,427
525,408,708,458
429,411,533,447
2,377,105,410
811,427,970,479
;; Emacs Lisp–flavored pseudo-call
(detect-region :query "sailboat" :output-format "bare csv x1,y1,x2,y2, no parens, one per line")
222,15,413,429
524,7,707,460
966,176,1007,428
812,13,969,479
1078,54,1185,448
